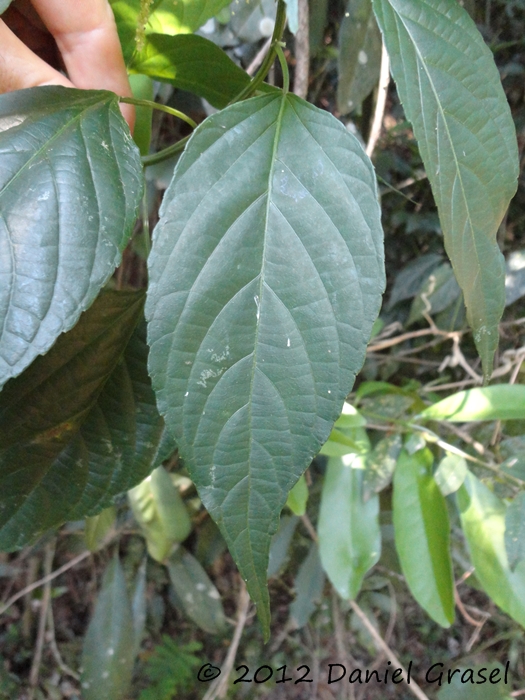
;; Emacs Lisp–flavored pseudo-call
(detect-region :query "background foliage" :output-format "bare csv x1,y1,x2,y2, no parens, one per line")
2,0,525,698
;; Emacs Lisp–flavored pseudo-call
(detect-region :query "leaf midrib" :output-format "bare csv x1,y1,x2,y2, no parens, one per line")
390,5,486,318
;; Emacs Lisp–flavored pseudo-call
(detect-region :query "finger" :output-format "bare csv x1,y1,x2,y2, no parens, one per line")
0,19,72,92
29,0,134,128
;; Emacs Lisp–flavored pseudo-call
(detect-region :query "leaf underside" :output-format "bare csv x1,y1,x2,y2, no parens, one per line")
0,87,143,388
457,472,525,627
146,91,385,635
372,0,518,378
0,292,170,551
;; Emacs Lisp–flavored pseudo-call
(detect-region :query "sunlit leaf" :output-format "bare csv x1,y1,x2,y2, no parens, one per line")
286,474,308,516
420,385,525,422
81,556,136,700
393,448,455,626
128,466,192,562
110,0,232,63
85,506,117,553
0,87,143,387
434,453,467,496
372,0,519,378
129,34,255,109
457,471,525,627
318,455,381,599
146,91,384,636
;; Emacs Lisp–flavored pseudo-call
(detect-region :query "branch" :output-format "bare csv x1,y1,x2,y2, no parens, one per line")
202,581,251,700
293,0,310,98
349,600,430,700
366,42,390,158
0,550,91,619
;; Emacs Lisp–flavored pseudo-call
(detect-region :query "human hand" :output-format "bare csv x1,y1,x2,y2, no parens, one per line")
0,0,134,129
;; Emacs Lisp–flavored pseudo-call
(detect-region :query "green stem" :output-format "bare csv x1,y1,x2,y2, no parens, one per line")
275,43,290,94
119,96,197,129
229,0,288,104
141,134,190,167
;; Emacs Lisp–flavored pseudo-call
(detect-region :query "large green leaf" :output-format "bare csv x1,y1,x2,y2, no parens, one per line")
146,91,384,636
372,0,519,378
130,34,255,109
0,87,143,387
457,471,525,627
0,297,174,550
337,0,382,115
318,454,381,599
393,448,454,626
81,556,136,700
0,291,144,547
420,385,525,422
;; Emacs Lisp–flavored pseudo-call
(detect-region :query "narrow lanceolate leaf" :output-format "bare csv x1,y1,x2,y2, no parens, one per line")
457,471,525,627
338,0,382,115
393,448,454,627
318,455,381,600
505,492,525,572
147,91,385,636
372,0,519,378
81,556,136,700
166,547,226,635
289,543,326,628
0,87,143,387
420,385,525,422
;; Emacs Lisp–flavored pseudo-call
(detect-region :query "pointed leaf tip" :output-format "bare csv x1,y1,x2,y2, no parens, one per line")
372,0,519,377
146,91,385,628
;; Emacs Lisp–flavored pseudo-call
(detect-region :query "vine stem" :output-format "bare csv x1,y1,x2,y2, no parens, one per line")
141,134,190,167
202,581,251,700
119,96,197,129
0,550,91,618
275,44,290,94
229,0,288,104
366,41,390,158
